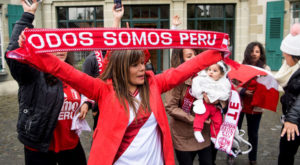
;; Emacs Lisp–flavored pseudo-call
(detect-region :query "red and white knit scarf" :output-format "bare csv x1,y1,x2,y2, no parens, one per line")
22,28,229,53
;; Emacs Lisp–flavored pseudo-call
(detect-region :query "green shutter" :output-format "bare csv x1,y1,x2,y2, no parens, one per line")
265,1,284,71
7,5,23,38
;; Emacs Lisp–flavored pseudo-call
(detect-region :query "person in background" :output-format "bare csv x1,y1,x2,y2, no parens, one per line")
145,59,156,74
277,23,300,165
5,1,88,164
82,5,124,130
164,15,213,165
237,41,271,165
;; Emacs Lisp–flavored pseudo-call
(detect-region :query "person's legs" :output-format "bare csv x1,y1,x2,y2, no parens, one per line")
237,112,245,130
246,113,262,162
56,142,87,165
210,110,222,138
24,147,56,165
175,150,197,165
278,132,300,165
197,146,213,165
210,143,218,165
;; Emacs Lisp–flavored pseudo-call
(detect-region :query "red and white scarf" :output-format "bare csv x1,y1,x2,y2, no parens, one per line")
22,28,229,53
94,50,104,73
215,85,242,156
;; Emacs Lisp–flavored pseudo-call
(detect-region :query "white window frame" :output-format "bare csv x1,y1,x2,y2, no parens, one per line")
290,2,300,25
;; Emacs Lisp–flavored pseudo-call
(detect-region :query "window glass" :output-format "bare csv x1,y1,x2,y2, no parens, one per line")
68,22,95,28
95,7,103,19
225,5,234,18
57,7,67,20
68,7,95,20
197,20,224,32
160,6,169,19
57,6,103,28
121,5,170,73
150,6,158,18
187,4,235,58
58,22,67,28
132,6,140,18
57,6,104,67
292,2,300,24
187,5,196,18
141,6,149,18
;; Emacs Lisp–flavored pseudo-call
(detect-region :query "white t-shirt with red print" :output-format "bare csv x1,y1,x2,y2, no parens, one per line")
48,83,81,153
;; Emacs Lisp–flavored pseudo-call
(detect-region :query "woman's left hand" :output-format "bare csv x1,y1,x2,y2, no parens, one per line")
78,103,89,120
281,121,300,141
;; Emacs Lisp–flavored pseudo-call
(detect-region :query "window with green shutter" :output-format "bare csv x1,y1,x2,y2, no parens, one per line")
265,1,284,71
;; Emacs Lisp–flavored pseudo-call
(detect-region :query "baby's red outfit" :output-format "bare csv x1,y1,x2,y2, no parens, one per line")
193,100,222,138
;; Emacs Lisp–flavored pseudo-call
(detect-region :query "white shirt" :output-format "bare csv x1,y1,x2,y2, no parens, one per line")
114,93,164,165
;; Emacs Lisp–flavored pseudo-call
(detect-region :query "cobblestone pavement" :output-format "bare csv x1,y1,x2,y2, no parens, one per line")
0,94,299,165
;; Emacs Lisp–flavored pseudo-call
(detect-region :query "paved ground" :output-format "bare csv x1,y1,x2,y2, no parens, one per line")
0,94,299,165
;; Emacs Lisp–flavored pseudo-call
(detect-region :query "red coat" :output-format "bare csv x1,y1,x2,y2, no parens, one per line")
16,49,222,165
241,79,261,114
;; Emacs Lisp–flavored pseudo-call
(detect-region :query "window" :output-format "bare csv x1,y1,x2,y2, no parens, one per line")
57,6,104,68
291,2,300,24
188,4,235,58
57,6,104,28
121,5,170,73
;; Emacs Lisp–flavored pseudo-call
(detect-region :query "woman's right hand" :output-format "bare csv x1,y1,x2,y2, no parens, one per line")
245,90,254,96
281,121,300,141
18,30,26,48
21,0,39,15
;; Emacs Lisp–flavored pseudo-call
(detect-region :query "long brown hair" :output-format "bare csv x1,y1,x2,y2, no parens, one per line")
242,42,266,68
100,50,151,115
171,49,199,67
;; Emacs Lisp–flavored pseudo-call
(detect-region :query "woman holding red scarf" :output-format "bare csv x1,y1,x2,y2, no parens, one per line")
165,48,213,165
13,29,223,165
237,41,271,165
5,1,88,164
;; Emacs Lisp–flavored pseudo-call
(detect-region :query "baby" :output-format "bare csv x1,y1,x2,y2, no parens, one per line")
191,61,231,143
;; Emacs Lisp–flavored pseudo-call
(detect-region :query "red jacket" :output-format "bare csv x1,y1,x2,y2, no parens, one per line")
241,79,261,114
15,48,222,165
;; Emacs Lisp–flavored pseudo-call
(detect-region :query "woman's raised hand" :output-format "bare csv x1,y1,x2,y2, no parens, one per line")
172,15,181,27
21,0,39,15
112,4,124,28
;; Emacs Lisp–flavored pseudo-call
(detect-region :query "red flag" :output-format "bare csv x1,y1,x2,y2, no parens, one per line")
249,66,279,112
225,59,279,112
225,59,267,86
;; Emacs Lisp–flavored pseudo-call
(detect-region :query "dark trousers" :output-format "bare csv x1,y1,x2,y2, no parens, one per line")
238,112,262,161
24,142,86,165
278,131,300,165
175,146,212,165
210,142,218,165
